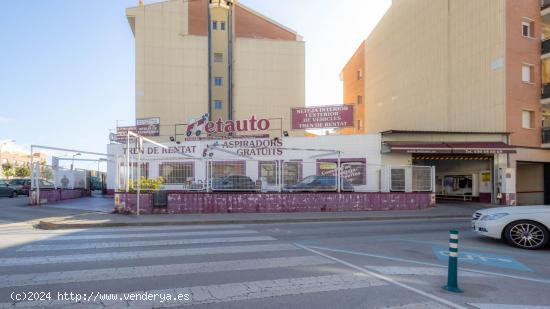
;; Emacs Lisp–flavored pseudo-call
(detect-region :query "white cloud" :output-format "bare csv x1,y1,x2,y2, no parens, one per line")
0,116,16,124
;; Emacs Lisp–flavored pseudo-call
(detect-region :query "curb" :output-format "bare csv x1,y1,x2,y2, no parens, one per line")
36,215,472,230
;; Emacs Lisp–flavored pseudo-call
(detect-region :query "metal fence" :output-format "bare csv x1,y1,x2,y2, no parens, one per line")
116,156,434,193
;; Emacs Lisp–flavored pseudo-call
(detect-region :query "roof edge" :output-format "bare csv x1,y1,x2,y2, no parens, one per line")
236,2,302,41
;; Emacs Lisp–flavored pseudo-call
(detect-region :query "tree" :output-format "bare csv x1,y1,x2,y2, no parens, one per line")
14,166,31,177
1,163,14,179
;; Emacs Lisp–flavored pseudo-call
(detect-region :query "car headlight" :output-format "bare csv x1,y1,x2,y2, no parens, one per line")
480,213,509,221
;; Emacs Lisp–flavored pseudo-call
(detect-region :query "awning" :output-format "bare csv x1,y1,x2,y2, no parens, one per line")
382,142,516,154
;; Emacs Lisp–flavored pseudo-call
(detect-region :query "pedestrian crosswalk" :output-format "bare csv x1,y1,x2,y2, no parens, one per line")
0,224,402,309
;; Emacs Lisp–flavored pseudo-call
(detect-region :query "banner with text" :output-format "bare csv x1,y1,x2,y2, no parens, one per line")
291,105,354,130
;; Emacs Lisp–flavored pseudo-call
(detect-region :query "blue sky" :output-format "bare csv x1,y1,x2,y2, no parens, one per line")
0,0,390,155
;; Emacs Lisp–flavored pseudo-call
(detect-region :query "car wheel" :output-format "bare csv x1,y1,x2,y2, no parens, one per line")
504,220,549,250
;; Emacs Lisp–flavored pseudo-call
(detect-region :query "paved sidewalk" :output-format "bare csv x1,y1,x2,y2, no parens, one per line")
34,202,497,229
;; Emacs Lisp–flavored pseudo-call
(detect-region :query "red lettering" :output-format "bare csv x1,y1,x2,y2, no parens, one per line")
215,118,223,132
205,122,215,133
257,119,269,130
250,115,257,131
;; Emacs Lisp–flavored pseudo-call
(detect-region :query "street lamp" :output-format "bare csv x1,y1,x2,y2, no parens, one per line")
0,139,16,176
71,153,81,170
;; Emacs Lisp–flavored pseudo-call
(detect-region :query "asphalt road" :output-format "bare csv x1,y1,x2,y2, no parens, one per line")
0,214,548,308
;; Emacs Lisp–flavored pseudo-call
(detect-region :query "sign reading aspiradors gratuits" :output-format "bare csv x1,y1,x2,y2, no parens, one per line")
291,105,354,130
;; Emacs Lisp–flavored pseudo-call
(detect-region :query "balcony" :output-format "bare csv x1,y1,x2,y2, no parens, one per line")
543,127,550,145
542,83,550,101
543,39,550,56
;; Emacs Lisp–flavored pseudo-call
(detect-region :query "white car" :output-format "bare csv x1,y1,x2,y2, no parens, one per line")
472,206,550,250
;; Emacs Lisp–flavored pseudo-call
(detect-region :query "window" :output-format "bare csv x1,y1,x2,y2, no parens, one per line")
357,95,363,105
522,64,534,83
357,119,362,130
212,21,217,30
159,162,193,184
357,69,362,80
522,110,534,129
259,161,278,185
221,21,225,31
214,77,223,86
211,161,245,179
214,53,223,62
390,168,406,191
214,100,223,110
522,19,534,38
283,161,301,185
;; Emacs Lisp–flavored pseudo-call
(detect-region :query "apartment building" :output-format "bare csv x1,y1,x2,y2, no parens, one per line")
343,0,550,205
126,0,305,141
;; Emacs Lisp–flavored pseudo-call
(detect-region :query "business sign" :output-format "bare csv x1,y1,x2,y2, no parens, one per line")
185,114,271,137
115,117,160,143
291,105,354,130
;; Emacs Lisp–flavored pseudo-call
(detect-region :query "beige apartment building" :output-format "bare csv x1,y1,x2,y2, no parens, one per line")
126,0,305,141
343,0,550,205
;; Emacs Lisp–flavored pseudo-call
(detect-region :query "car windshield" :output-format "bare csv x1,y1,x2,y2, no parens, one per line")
300,176,317,184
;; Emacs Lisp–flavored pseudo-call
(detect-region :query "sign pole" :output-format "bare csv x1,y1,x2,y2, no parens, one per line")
136,138,141,216
126,132,130,192
442,229,463,293
337,151,341,193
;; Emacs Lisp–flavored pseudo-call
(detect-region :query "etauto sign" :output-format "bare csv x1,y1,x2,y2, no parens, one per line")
291,105,354,130
186,114,270,137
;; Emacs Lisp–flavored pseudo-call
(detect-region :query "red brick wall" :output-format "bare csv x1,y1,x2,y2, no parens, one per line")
506,0,542,147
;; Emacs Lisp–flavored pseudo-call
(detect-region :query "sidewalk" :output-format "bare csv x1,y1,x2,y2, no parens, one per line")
35,202,496,230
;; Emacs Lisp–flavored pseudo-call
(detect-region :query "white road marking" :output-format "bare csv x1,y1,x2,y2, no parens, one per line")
304,245,550,285
43,229,258,241
295,244,468,309
41,224,248,234
0,244,299,266
0,255,333,288
378,301,450,309
16,235,276,252
468,304,550,309
0,274,387,308
367,266,486,277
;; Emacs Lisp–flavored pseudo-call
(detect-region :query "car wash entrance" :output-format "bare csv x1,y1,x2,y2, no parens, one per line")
412,154,494,203
383,141,517,204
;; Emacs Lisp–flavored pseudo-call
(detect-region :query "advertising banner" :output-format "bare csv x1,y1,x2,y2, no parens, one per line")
115,117,160,143
291,105,354,130
55,170,87,189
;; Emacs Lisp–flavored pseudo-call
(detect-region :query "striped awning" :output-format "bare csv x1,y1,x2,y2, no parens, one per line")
413,155,491,161
382,142,516,154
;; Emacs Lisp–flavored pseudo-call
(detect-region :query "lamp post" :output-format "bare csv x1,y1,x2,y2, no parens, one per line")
0,139,15,177
71,153,81,170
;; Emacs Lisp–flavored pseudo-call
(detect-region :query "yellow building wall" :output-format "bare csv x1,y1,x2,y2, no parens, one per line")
362,0,506,134
233,38,305,136
128,1,209,142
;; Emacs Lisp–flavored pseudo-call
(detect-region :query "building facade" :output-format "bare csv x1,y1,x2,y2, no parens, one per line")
126,0,305,141
342,0,550,205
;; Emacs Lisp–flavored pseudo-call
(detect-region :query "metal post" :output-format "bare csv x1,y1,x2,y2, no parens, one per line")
277,160,284,193
337,151,341,193
442,229,463,293
126,132,130,192
136,138,141,216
